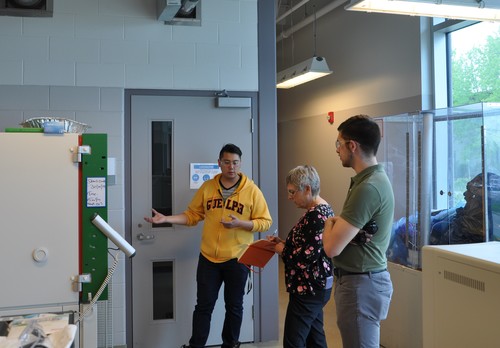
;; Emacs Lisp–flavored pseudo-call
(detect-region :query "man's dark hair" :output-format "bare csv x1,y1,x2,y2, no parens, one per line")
337,114,381,156
219,143,242,159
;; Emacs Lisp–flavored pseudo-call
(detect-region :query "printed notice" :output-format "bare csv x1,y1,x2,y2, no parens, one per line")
87,177,106,207
190,163,221,189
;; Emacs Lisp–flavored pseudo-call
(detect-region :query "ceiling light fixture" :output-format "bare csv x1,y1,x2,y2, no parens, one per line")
276,56,332,89
345,0,500,22
276,5,333,89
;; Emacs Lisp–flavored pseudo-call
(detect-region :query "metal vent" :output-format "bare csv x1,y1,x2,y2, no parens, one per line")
0,0,53,17
157,0,201,26
97,279,113,348
444,270,485,292
97,300,113,347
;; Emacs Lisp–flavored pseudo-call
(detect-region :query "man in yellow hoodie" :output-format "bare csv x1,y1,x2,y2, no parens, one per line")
144,143,272,348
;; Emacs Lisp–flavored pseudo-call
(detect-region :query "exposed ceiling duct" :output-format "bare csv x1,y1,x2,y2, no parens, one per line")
276,0,311,24
276,0,346,42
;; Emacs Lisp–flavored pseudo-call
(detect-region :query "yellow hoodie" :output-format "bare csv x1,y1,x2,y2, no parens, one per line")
183,172,272,263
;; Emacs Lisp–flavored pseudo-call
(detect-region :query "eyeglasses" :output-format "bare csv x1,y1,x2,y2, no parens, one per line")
221,160,240,166
287,189,300,196
335,139,351,149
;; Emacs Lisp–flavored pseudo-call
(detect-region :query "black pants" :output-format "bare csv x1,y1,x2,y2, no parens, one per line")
189,254,249,348
283,288,332,348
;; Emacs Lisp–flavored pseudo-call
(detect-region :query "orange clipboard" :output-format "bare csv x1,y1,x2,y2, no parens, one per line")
237,239,276,268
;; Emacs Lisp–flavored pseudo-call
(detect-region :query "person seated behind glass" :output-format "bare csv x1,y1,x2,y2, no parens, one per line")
431,172,500,244
388,172,500,266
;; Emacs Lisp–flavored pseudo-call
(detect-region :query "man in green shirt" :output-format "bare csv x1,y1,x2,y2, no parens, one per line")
323,115,394,348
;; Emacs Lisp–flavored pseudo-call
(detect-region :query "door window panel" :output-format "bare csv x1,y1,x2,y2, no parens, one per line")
151,121,173,227
152,260,174,320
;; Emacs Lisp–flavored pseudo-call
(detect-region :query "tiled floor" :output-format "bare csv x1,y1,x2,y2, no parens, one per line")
242,262,342,348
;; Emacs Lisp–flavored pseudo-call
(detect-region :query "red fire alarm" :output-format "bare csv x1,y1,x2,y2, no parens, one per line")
327,111,334,124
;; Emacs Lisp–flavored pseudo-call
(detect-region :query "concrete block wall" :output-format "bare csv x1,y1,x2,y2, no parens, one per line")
0,0,258,90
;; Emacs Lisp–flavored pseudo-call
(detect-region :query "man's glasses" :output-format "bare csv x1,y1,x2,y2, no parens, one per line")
335,139,351,149
221,160,240,166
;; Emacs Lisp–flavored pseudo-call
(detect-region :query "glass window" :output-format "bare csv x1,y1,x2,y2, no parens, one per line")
430,20,500,245
449,22,500,107
151,121,173,228
152,261,174,320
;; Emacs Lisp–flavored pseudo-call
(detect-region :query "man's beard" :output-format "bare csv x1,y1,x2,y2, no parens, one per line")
341,153,353,167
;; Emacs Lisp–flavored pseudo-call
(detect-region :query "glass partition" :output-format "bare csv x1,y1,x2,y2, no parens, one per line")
377,102,500,269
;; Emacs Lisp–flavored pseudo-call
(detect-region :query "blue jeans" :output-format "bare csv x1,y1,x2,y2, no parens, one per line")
283,288,332,348
189,253,249,348
334,271,393,348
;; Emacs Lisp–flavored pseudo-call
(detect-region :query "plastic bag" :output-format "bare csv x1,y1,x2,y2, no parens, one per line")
18,321,51,348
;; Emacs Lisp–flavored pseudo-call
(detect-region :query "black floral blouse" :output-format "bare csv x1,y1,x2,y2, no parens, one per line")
281,203,334,296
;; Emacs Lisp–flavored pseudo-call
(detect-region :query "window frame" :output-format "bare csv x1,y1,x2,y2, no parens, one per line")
428,18,482,109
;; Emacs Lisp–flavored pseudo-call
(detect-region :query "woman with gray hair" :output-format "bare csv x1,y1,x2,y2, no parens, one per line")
268,165,334,348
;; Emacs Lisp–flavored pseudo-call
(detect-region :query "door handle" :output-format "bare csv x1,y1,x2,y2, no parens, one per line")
137,232,155,241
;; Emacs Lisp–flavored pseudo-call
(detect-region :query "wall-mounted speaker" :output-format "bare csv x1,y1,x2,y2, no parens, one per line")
0,0,53,17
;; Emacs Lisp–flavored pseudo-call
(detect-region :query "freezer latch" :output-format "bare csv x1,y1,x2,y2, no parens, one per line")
71,273,92,292
71,145,91,163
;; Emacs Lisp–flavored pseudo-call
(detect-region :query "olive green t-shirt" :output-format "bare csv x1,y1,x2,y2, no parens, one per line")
333,164,394,272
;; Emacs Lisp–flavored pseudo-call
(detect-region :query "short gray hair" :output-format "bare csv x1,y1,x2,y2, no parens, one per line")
286,165,321,197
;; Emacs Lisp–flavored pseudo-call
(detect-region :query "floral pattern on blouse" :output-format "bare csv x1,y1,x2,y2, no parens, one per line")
281,203,334,296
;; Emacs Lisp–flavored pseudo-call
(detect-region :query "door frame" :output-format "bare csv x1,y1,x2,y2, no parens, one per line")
124,88,278,347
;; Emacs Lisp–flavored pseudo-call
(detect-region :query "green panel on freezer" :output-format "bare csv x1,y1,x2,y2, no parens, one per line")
81,133,108,301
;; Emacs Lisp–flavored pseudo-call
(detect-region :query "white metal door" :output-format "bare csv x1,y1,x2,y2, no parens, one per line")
131,95,254,348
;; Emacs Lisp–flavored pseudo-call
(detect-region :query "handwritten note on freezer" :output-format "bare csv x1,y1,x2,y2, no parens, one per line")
87,177,106,207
